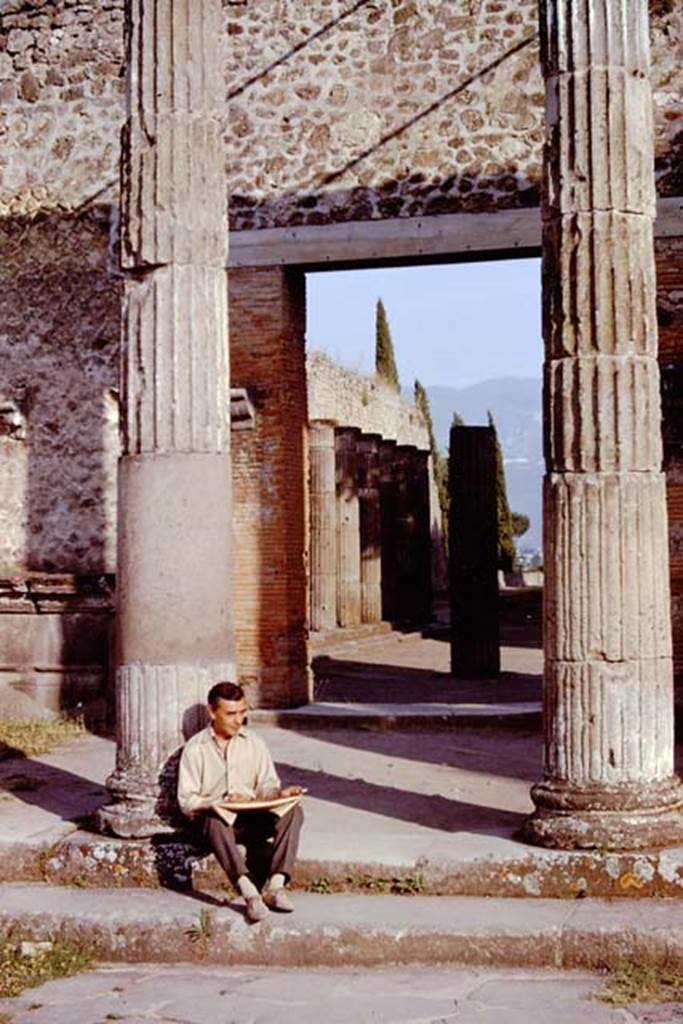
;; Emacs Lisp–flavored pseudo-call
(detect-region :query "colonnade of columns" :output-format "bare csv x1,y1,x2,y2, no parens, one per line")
308,422,432,634
100,0,682,851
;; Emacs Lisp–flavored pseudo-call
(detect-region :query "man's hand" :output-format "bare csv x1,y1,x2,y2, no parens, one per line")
257,786,306,800
224,792,251,803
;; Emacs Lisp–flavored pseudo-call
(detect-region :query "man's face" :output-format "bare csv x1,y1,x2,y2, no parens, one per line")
209,697,247,739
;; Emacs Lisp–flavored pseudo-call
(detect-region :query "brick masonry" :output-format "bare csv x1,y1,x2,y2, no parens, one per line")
230,266,311,709
658,237,683,684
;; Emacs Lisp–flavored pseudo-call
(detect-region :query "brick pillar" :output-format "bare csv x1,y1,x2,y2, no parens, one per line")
97,0,234,838
309,420,337,633
450,426,500,678
229,267,309,708
335,427,361,627
379,438,398,623
526,0,683,848
358,434,382,624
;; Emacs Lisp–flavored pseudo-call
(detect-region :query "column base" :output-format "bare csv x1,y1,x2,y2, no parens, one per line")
525,777,683,850
95,798,176,840
95,758,185,839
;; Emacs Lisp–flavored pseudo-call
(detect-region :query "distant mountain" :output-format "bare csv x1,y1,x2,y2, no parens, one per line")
422,378,544,552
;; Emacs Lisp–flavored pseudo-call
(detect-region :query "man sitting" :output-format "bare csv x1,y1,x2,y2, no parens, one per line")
177,681,304,922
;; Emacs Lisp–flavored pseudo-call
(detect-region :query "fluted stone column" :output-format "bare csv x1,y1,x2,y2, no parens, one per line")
526,0,683,848
309,421,337,633
358,434,382,624
97,0,235,838
335,428,361,627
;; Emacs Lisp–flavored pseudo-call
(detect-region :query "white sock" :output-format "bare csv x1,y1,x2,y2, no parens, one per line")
265,873,286,892
237,875,259,900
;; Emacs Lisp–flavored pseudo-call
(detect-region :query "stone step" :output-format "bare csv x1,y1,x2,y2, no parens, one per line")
5,828,682,901
0,883,681,969
249,701,541,731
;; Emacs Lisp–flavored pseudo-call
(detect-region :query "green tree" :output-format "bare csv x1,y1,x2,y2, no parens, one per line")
414,379,449,530
511,512,530,538
413,380,437,452
375,298,400,390
487,410,516,571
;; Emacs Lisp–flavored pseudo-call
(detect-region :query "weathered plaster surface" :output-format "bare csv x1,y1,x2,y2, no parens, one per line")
0,0,680,227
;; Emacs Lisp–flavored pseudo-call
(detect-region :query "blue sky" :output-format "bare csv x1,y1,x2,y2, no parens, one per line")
306,257,543,390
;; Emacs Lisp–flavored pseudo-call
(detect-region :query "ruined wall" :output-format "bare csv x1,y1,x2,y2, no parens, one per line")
0,210,119,722
307,351,429,449
0,0,681,708
0,1,680,226
0,248,311,712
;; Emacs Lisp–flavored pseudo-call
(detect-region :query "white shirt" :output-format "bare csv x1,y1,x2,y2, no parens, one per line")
177,725,281,824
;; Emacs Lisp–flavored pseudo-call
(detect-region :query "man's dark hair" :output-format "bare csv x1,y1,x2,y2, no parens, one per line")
207,681,245,708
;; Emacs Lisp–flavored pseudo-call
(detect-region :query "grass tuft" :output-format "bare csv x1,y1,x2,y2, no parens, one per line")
304,871,425,895
595,960,683,1007
0,939,93,999
0,718,85,762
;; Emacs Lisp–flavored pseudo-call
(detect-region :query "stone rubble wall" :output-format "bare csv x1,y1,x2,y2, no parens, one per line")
0,211,121,577
0,1,680,226
307,351,430,449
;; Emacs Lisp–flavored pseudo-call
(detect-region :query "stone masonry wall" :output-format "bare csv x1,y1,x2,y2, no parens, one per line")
0,211,121,576
307,351,429,449
0,1,680,227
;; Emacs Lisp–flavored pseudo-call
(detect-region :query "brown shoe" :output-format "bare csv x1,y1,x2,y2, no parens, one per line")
244,895,269,923
263,888,295,913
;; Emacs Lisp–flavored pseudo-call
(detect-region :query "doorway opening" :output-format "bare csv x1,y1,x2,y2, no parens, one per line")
304,256,543,709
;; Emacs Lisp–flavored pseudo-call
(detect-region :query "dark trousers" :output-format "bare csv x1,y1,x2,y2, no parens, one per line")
200,804,303,888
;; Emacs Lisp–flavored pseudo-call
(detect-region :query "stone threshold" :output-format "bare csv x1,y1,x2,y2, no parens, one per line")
4,829,683,900
1,883,682,968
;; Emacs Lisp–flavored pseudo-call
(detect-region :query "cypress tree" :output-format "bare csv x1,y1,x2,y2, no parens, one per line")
487,410,516,571
414,379,449,530
375,298,400,390
414,379,437,453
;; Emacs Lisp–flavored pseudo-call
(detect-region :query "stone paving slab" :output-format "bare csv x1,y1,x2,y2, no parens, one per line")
1,964,674,1024
1,884,683,970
